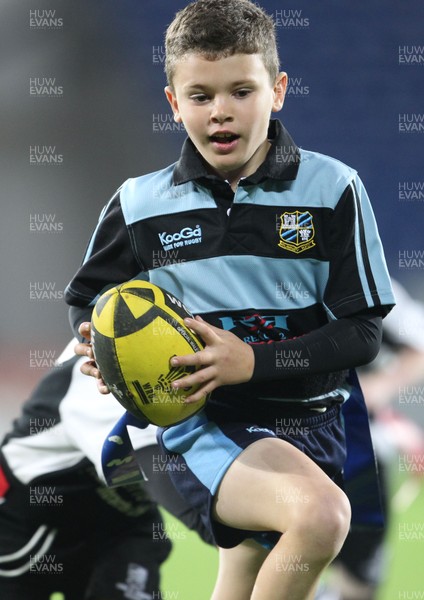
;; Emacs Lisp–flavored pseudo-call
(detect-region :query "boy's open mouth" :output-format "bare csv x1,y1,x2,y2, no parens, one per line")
209,132,240,144
209,132,240,151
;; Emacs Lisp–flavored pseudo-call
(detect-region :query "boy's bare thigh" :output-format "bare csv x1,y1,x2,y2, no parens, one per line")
213,436,346,533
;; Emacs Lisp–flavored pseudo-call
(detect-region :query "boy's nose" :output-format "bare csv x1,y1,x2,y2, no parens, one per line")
210,98,233,123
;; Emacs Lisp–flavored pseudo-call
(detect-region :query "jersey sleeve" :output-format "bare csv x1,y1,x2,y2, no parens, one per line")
64,188,142,308
251,313,382,383
323,175,395,320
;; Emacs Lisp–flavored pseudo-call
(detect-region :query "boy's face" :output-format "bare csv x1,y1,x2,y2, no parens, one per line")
165,53,287,187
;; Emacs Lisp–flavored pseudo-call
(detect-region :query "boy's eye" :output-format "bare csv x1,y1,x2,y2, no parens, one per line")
190,94,209,103
234,89,252,98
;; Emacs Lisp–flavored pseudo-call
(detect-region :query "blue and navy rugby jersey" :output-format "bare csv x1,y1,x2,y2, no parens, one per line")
65,120,394,403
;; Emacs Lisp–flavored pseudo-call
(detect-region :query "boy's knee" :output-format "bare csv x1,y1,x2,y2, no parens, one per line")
292,485,351,563
320,489,351,550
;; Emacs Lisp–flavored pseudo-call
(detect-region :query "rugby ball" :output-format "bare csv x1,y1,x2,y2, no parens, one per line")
91,280,207,426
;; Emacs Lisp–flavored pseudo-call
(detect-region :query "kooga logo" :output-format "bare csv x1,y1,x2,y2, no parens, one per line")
158,225,202,250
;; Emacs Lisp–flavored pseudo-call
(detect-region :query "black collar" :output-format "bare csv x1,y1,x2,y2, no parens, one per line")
173,119,300,186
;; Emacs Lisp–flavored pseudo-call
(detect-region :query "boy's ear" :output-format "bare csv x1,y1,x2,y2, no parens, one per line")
272,72,288,113
165,86,183,123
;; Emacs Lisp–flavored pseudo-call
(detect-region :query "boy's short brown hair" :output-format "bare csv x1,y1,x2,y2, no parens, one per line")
165,0,280,88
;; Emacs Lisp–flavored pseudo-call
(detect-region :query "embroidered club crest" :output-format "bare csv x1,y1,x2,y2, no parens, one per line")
278,211,315,253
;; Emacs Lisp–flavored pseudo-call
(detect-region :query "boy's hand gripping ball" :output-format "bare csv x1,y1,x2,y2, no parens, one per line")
91,280,207,426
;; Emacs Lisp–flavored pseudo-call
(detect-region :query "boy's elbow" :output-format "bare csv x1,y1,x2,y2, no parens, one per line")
357,315,383,366
360,337,381,366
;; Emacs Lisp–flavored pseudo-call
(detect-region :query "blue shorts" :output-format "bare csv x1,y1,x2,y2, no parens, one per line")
157,401,347,549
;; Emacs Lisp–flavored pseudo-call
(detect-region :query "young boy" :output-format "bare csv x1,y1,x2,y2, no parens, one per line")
66,1,395,598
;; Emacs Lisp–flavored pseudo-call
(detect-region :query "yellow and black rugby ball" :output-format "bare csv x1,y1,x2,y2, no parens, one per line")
91,280,207,426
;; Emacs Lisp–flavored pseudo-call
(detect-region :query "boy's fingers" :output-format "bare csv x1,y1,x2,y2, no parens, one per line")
78,322,92,341
97,380,110,395
172,365,215,391
184,317,219,343
183,390,209,404
74,342,94,359
190,317,232,341
79,361,110,394
80,360,100,378
183,380,214,404
170,351,209,368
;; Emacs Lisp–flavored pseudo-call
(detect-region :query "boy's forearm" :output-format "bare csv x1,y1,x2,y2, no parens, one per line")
251,314,383,382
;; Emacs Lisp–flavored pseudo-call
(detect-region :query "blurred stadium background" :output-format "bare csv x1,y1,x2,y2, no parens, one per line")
1,1,423,598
